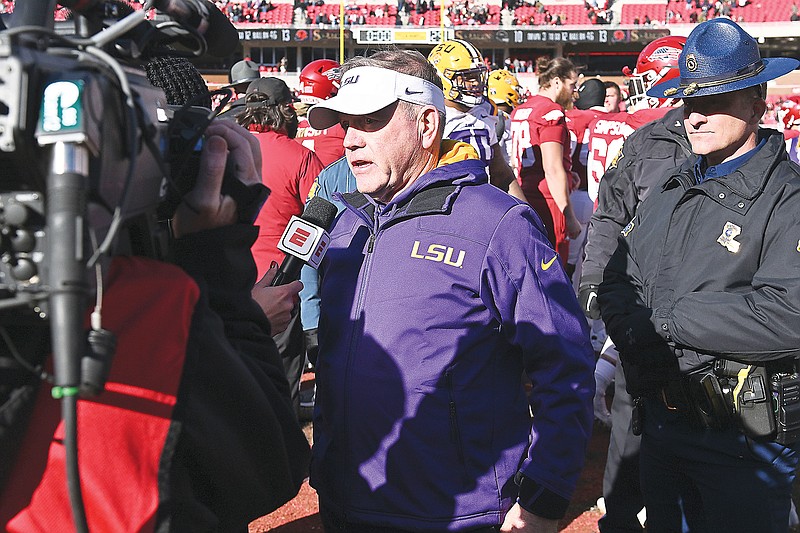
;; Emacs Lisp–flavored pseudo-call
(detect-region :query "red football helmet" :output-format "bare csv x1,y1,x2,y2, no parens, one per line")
623,35,686,112
298,59,341,104
778,100,800,129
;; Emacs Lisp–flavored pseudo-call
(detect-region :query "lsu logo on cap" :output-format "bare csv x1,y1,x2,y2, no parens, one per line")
340,74,360,88
717,221,741,253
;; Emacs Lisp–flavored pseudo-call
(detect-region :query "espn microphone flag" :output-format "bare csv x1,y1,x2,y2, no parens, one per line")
278,217,330,269
271,196,338,286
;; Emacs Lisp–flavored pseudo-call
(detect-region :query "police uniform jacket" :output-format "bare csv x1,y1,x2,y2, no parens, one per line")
598,129,800,376
581,107,692,289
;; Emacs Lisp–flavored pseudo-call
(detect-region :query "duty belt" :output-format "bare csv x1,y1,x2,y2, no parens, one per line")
656,359,800,444
659,369,731,430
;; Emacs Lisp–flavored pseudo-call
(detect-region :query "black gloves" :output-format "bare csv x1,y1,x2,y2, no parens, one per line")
609,308,680,397
578,284,601,320
619,343,680,397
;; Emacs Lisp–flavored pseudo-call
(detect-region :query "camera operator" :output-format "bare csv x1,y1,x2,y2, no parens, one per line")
0,115,310,532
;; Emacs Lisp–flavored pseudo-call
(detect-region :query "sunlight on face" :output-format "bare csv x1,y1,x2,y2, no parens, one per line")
556,73,579,108
341,102,426,204
683,89,762,166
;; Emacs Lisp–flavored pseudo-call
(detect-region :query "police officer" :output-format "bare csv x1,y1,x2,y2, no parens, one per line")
579,38,693,532
599,18,800,533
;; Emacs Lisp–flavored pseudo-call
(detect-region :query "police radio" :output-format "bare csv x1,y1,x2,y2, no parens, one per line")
714,359,800,444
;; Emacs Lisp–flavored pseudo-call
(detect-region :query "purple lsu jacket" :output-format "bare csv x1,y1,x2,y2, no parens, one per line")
312,141,595,532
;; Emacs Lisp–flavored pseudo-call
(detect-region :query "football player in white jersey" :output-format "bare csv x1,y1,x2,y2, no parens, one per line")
429,40,526,202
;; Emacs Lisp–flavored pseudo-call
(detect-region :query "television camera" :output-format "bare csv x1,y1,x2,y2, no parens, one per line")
0,1,240,529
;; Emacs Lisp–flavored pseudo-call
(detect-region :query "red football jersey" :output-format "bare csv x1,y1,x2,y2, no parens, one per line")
295,118,346,167
566,107,608,189
586,107,671,201
510,94,572,202
510,94,574,261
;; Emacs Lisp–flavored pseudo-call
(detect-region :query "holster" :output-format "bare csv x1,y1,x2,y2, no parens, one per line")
661,360,800,442
660,367,732,430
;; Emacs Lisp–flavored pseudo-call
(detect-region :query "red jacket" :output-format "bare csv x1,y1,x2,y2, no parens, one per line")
0,225,310,532
295,119,346,167
252,129,325,278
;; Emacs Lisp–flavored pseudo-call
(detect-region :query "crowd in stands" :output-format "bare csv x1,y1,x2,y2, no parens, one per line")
625,0,799,24
285,0,608,27
505,0,613,25
283,0,499,27
4,0,799,26
217,0,286,24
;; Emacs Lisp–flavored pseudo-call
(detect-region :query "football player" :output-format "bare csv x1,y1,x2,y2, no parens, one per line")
429,40,526,201
777,98,800,164
294,59,345,166
487,68,523,164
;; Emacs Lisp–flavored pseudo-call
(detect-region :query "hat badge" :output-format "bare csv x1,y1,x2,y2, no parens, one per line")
686,53,698,72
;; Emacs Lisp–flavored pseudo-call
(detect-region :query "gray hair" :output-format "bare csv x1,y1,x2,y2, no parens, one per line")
344,49,446,135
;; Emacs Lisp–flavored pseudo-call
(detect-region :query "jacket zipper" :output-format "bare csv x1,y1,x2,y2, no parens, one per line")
342,207,380,512
446,370,466,467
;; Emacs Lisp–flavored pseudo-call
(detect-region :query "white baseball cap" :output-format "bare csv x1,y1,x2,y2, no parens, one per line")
308,66,446,130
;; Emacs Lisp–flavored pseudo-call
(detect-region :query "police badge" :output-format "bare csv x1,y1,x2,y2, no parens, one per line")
717,221,741,253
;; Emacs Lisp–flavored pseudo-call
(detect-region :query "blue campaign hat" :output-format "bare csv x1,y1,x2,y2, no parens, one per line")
646,18,799,100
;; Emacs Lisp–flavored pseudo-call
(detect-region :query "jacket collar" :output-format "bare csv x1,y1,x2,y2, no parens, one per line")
658,106,687,140
340,140,488,222
663,129,788,210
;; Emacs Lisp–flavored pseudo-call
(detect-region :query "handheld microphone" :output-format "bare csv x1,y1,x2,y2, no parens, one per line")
271,196,338,287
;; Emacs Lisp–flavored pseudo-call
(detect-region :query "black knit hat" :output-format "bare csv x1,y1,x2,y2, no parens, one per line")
575,78,606,110
145,56,212,109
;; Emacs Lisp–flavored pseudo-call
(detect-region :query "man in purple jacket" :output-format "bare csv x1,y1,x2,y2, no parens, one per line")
307,49,594,533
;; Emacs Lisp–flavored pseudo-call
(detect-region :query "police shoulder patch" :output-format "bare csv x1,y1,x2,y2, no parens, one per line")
621,217,635,237
608,147,624,170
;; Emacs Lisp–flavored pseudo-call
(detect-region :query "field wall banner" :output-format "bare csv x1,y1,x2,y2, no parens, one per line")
237,26,669,44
